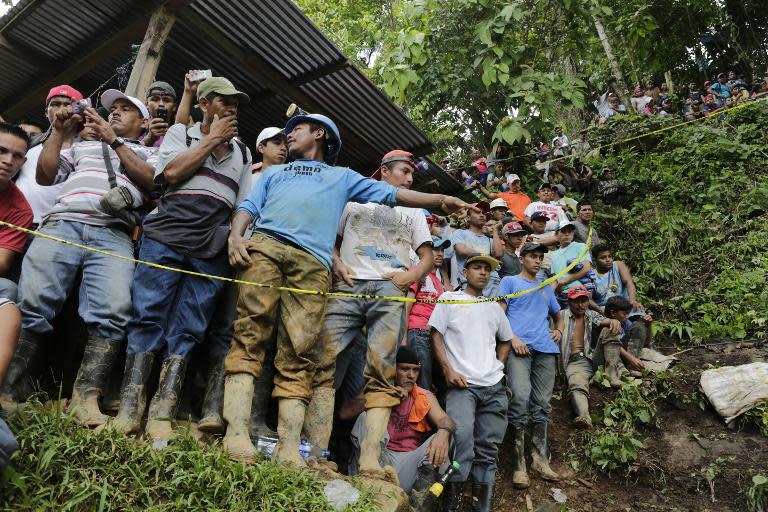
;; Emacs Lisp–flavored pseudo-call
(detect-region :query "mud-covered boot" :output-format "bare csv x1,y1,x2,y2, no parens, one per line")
222,373,258,463
471,480,494,512
112,352,155,434
510,425,529,488
602,341,624,388
409,464,437,509
569,392,593,429
358,407,398,484
273,398,307,468
68,336,122,427
302,386,339,477
530,422,560,481
443,481,466,512
198,354,225,434
626,323,646,376
248,360,277,438
0,331,43,410
145,355,188,441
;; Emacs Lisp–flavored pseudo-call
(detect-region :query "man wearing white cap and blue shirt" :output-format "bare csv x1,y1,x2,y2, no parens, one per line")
2,89,157,426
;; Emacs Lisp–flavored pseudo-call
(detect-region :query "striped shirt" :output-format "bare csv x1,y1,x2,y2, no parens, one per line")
46,140,156,229
141,123,252,258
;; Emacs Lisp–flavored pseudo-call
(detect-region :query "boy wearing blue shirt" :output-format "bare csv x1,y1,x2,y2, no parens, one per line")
498,242,564,488
221,112,475,468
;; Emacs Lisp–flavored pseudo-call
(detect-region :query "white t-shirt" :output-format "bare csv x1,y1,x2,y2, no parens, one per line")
338,202,432,280
524,201,568,232
428,290,513,386
14,144,64,225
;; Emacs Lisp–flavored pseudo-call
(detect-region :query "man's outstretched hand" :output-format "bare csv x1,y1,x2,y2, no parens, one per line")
441,196,480,215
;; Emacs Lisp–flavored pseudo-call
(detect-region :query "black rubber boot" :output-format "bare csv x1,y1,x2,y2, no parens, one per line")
443,481,465,512
509,425,529,488
113,352,155,434
0,330,43,409
69,335,122,427
530,422,560,481
198,353,225,434
409,464,437,510
249,358,277,438
146,355,188,440
470,481,494,512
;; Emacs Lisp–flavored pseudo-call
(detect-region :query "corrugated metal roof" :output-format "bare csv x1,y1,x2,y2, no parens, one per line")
0,0,434,172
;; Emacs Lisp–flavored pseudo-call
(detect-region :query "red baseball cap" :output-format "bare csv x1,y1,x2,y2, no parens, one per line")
46,85,83,104
567,285,590,300
372,149,418,180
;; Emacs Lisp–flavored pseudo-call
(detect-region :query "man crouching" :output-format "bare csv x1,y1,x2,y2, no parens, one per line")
350,346,455,507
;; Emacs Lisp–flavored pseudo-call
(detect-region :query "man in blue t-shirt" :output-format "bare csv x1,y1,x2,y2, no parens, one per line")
452,201,503,296
220,111,475,470
549,221,592,306
498,242,564,488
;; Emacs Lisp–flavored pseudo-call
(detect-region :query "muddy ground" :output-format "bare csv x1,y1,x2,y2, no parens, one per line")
493,344,768,512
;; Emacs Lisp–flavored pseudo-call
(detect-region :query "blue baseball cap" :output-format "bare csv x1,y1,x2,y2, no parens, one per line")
432,236,451,250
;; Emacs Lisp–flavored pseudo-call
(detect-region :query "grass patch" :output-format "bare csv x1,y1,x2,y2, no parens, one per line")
0,402,377,511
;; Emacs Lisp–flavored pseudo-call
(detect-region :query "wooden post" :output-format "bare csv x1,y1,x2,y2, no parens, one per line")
665,70,675,96
124,5,177,98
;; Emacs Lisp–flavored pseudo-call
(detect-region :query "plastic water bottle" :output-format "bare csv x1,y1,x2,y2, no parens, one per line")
300,439,331,460
428,460,460,498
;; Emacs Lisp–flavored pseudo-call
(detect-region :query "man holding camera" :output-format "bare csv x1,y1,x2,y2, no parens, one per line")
143,81,177,148
113,77,252,441
0,89,156,425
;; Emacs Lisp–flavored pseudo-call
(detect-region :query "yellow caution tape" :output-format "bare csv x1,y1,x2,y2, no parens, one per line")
0,220,592,304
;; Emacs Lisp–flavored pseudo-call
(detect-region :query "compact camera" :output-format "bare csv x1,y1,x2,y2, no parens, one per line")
189,69,213,82
71,98,92,115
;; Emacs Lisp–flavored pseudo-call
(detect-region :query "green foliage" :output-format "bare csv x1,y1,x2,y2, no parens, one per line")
748,474,768,512
590,102,768,342
581,428,644,472
691,456,735,503
0,403,377,511
601,383,656,430
741,401,768,437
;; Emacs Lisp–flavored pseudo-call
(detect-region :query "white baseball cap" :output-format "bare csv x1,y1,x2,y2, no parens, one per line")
489,198,508,210
507,173,521,183
256,127,285,147
100,89,150,120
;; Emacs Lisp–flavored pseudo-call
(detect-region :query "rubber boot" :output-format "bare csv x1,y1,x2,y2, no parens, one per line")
358,407,398,484
302,386,339,477
509,426,529,488
0,331,43,410
409,464,437,510
273,398,307,468
145,355,187,441
443,481,466,512
198,354,225,434
68,335,121,427
627,324,645,377
248,359,277,438
222,373,258,463
569,392,593,429
530,422,560,481
113,352,155,434
471,481,494,512
603,342,624,388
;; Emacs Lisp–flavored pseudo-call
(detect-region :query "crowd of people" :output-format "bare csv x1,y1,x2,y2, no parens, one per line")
0,69,658,511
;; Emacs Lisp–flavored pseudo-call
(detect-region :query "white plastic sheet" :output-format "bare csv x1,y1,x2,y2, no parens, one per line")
700,362,768,423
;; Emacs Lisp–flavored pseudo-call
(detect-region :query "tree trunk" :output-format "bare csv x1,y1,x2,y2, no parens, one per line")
592,14,629,108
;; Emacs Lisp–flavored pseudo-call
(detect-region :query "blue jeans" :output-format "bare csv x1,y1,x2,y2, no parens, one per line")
0,417,18,470
333,331,367,402
0,278,17,302
205,281,240,359
506,350,557,427
315,279,406,409
17,220,134,340
446,381,508,483
126,236,229,356
406,329,432,390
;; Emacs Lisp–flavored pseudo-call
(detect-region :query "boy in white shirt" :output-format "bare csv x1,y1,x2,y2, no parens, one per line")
429,254,515,512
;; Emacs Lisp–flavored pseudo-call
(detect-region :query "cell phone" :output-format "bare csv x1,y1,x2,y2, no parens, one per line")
189,69,213,82
155,105,168,122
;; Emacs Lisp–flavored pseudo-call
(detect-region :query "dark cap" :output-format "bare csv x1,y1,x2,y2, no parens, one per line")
474,201,490,213
520,242,549,256
396,346,421,366
147,81,176,99
530,211,550,222
537,183,553,191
